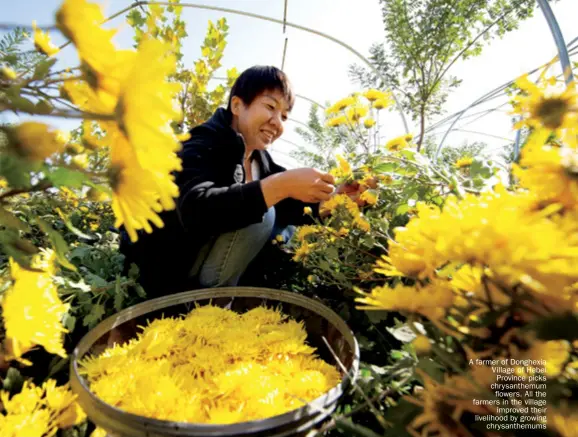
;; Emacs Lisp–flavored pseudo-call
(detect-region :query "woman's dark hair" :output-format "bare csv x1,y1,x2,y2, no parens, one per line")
226,66,295,112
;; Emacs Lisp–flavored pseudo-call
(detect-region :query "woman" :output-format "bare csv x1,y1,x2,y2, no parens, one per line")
120,65,337,298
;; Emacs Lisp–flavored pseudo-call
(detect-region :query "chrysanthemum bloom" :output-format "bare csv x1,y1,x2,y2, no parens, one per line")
108,133,171,242
325,96,356,115
512,74,578,149
362,89,391,102
1,66,17,80
513,144,578,209
2,250,68,361
9,122,67,161
363,118,376,128
32,21,60,56
373,96,393,110
386,135,410,151
454,157,473,168
360,190,378,206
326,115,347,127
355,282,454,320
346,104,369,123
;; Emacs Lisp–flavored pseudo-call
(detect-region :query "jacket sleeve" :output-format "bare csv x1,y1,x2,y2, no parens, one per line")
176,130,269,235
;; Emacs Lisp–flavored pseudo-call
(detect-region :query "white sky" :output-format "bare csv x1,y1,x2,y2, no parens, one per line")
3,0,578,168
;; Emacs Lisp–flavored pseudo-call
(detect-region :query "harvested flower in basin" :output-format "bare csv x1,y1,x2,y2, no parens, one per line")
80,305,341,424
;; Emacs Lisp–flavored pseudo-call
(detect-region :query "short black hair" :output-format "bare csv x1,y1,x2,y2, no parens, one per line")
226,65,295,112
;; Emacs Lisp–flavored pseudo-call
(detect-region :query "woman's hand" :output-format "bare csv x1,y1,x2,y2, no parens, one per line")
261,168,335,206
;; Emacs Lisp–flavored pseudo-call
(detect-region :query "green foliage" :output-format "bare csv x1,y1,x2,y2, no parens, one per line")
0,27,45,71
291,104,358,171
349,0,542,149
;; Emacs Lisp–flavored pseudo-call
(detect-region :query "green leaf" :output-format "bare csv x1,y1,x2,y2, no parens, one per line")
63,313,77,332
84,273,107,288
46,167,88,189
0,230,37,267
395,204,410,215
0,153,34,188
32,57,57,80
134,284,147,298
372,162,397,173
82,303,105,328
0,206,30,232
114,277,125,311
2,367,24,393
365,310,389,323
35,217,77,271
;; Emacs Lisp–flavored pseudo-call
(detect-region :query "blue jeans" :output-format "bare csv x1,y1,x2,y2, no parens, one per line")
190,207,277,287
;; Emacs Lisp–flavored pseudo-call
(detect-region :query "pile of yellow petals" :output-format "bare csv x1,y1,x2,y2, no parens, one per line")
1,249,69,363
80,305,340,424
55,0,183,242
0,380,86,437
361,186,578,316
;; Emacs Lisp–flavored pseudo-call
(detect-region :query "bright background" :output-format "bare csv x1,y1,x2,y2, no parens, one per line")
2,0,578,168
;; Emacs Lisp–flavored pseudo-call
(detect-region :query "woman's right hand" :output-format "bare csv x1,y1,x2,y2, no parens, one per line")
281,168,335,203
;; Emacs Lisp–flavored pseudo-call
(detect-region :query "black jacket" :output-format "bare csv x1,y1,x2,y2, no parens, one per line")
120,108,317,298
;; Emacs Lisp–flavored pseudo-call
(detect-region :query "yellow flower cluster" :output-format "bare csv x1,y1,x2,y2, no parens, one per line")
514,143,578,209
325,89,393,128
320,194,370,232
55,0,182,242
329,154,353,180
80,305,340,424
2,249,68,363
512,74,578,149
0,380,85,437
385,134,413,152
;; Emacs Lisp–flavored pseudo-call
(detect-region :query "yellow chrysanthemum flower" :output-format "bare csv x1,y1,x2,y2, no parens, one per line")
386,135,410,152
411,335,432,355
10,122,67,161
56,0,123,94
513,144,578,209
455,157,473,168
1,66,17,80
116,39,182,178
548,408,578,437
512,74,578,149
379,188,578,299
325,96,355,115
373,96,393,110
303,206,313,215
3,251,68,361
522,340,570,377
363,118,376,128
346,104,369,123
362,89,390,102
360,189,378,206
355,281,454,320
326,115,348,127
32,21,60,56
108,132,174,242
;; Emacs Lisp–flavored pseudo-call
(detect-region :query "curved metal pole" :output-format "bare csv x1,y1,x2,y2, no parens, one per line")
106,1,411,134
434,30,578,162
537,0,574,85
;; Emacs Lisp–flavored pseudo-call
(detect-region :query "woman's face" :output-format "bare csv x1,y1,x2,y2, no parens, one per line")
231,89,290,153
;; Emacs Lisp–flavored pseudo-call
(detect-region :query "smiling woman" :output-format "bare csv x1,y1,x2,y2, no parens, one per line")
119,65,338,298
